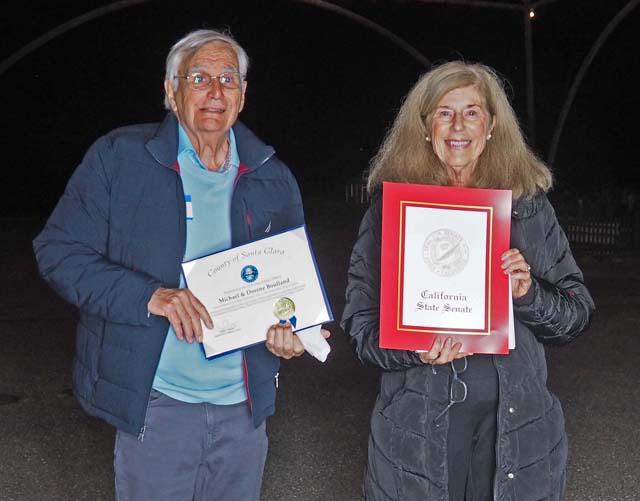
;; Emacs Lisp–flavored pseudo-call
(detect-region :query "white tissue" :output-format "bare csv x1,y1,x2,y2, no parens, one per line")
296,324,331,362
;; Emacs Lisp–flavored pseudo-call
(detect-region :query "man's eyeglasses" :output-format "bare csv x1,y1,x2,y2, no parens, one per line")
433,357,468,423
174,71,245,90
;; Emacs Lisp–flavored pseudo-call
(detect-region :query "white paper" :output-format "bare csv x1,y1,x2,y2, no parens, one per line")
508,280,516,350
182,226,332,358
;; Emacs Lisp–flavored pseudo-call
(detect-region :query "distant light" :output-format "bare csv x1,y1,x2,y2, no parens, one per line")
529,9,535,19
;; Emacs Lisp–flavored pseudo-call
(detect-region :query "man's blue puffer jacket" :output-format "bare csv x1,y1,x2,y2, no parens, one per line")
34,113,304,436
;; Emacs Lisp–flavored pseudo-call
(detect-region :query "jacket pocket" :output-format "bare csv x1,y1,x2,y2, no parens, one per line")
77,315,105,385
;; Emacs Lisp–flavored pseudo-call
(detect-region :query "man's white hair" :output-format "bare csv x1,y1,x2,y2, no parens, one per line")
163,29,249,110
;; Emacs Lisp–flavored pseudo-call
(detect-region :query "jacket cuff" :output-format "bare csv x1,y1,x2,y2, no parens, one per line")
513,278,536,307
140,282,164,326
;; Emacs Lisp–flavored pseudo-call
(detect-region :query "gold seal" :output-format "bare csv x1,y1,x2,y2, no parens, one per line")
273,297,296,321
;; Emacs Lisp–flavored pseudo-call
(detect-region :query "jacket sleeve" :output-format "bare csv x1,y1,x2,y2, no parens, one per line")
341,195,423,370
33,136,164,326
513,196,595,345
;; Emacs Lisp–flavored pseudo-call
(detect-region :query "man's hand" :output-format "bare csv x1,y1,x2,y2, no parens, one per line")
265,323,331,360
148,287,213,343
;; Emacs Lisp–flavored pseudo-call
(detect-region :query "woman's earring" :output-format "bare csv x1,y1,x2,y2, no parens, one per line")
425,136,431,142
487,134,492,140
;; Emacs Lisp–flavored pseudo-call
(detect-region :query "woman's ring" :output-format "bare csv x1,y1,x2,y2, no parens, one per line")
526,264,531,272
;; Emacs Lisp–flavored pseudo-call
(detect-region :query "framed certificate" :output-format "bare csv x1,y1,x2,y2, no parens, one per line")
182,225,333,358
380,182,512,354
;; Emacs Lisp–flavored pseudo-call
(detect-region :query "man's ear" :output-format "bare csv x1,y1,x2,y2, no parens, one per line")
238,81,248,113
164,80,179,114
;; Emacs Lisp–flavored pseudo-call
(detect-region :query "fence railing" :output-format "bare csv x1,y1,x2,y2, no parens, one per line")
344,183,639,255
345,183,369,205
559,216,637,255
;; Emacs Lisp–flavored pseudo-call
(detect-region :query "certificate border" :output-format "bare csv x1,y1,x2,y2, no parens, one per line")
397,201,492,335
379,182,512,354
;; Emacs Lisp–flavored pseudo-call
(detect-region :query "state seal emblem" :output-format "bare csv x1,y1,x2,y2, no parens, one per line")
422,229,469,277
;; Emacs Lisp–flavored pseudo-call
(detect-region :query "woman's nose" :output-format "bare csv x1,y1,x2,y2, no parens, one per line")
453,113,464,131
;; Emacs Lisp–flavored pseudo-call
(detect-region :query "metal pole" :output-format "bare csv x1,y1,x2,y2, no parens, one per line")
523,1,536,145
414,0,520,10
294,0,431,68
548,0,640,166
0,0,150,77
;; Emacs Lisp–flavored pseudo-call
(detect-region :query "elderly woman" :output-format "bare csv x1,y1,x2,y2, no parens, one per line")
341,61,594,501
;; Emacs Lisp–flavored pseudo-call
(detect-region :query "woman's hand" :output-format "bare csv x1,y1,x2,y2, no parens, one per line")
501,248,533,299
418,337,471,365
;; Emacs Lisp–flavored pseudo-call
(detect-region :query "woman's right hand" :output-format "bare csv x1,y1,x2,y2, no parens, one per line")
417,337,472,365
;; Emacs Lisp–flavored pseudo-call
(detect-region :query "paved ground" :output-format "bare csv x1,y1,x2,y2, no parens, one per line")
1,203,639,500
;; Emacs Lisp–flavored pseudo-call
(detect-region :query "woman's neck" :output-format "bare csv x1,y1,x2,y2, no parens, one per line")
446,163,476,187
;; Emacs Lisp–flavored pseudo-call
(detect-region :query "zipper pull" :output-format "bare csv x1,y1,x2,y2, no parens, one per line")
138,425,147,442
275,372,279,389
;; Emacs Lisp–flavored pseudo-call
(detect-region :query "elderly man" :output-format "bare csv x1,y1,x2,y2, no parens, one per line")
34,29,324,500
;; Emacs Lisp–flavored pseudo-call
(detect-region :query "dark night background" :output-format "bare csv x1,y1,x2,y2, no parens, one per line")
1,0,638,218
1,3,640,499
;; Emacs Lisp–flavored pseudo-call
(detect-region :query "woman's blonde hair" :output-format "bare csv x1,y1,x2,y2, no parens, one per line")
367,61,552,199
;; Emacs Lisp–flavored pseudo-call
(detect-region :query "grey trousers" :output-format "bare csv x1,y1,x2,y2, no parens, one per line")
114,390,268,501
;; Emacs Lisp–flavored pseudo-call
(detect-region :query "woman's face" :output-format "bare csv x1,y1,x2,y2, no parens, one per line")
429,85,494,181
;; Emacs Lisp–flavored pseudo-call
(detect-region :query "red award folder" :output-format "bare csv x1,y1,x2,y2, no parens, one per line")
379,182,512,354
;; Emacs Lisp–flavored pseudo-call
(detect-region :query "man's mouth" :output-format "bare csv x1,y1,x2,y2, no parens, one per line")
201,106,226,114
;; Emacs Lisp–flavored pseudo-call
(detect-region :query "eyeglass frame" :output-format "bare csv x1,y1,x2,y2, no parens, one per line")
173,71,246,91
433,356,468,424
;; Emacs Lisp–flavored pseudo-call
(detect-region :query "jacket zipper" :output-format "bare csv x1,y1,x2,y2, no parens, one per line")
140,159,268,434
242,351,252,410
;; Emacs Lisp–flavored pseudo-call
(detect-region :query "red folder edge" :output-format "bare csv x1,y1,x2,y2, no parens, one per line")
379,182,512,354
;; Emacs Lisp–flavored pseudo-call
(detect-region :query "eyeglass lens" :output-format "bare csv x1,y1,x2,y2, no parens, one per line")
186,72,242,90
449,357,467,403
433,357,468,423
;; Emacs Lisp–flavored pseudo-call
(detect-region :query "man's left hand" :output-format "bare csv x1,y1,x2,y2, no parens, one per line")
265,323,330,359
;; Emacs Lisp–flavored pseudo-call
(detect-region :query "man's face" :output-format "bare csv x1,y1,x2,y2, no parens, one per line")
165,41,246,141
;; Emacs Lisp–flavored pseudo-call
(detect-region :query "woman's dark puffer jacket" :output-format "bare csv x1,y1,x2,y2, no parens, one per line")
341,191,594,500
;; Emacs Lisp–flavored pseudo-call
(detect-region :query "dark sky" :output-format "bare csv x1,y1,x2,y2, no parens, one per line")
1,0,638,216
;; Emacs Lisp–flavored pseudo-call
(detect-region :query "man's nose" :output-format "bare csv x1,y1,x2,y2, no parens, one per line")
206,78,223,98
